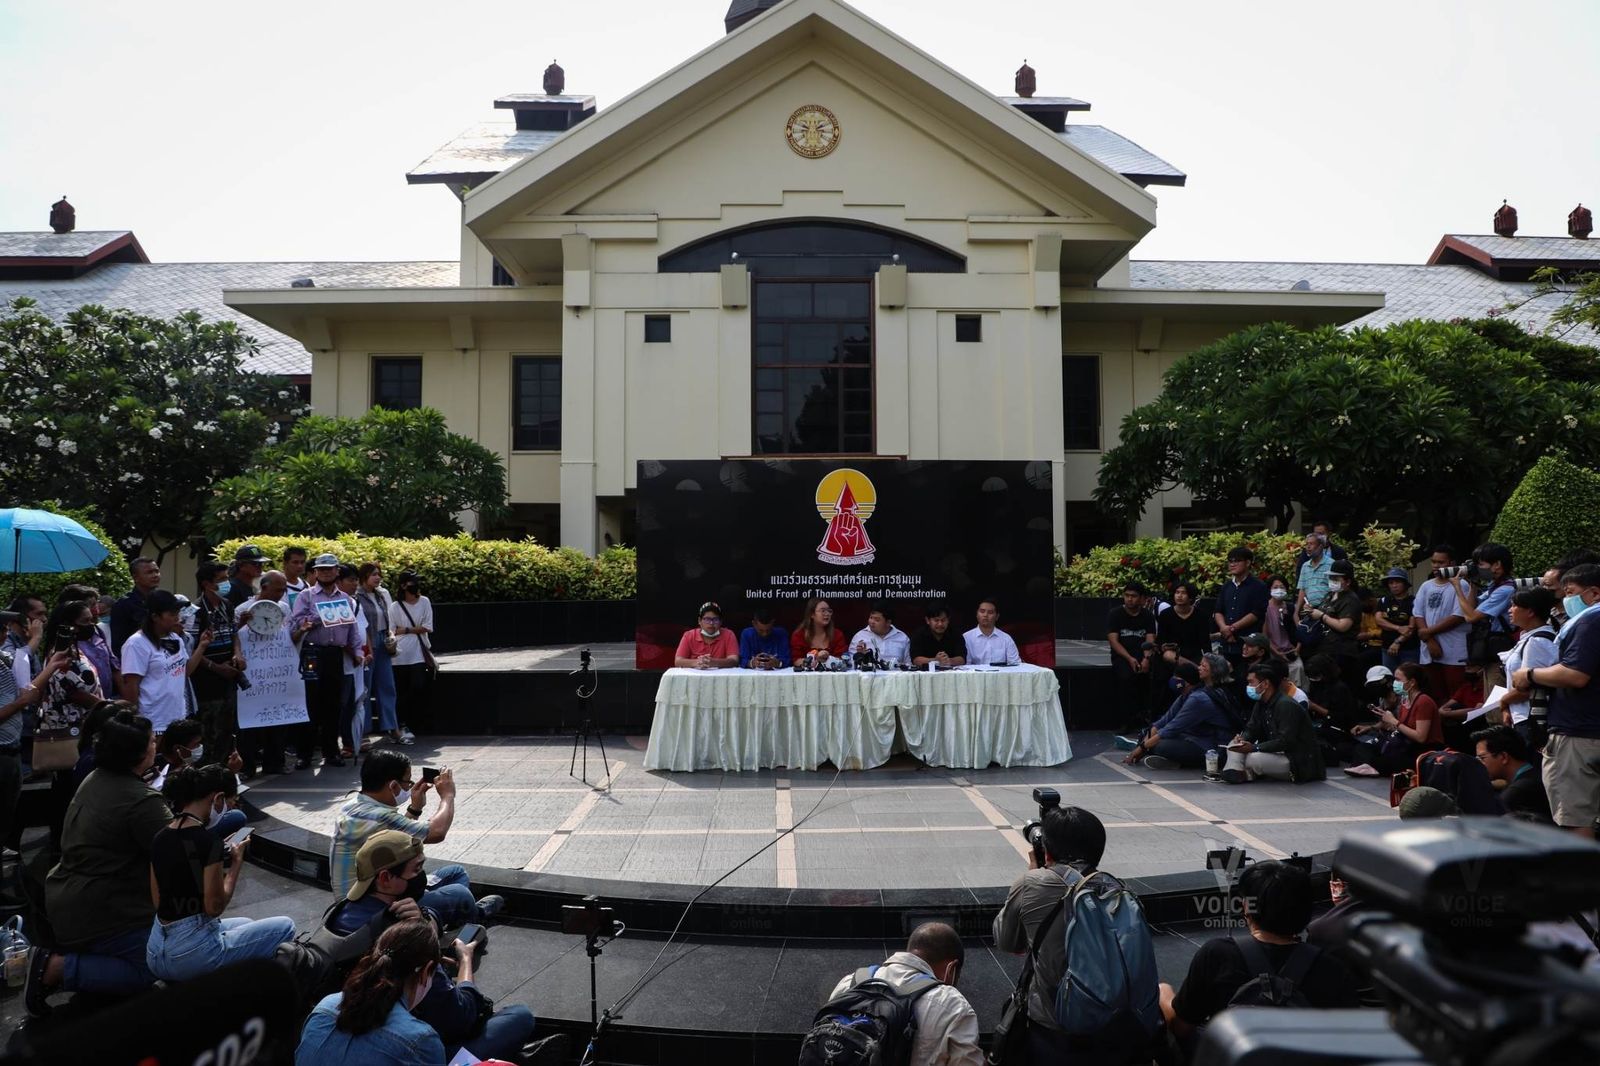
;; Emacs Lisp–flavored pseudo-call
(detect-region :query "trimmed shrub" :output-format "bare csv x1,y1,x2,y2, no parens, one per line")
1489,454,1600,576
8,503,133,606
212,534,635,603
1058,525,1415,598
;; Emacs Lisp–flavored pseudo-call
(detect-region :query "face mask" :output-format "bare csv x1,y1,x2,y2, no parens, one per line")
186,744,204,765
1393,680,1406,696
392,785,412,810
700,626,719,639
1168,677,1184,692
1245,685,1260,701
1327,580,1344,593
402,870,427,902
1477,566,1494,581
206,796,225,829
1270,588,1287,600
1565,594,1589,621
74,624,97,641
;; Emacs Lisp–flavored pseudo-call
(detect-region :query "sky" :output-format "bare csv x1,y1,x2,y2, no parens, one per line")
3,0,1597,266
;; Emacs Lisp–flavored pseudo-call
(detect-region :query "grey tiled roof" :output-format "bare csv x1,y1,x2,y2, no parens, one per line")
0,260,458,375
1058,126,1185,184
0,230,133,258
407,122,565,182
1130,259,1599,348
1000,95,1091,110
1445,234,1600,262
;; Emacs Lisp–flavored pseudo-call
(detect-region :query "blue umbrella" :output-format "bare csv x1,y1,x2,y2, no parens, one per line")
1,508,111,590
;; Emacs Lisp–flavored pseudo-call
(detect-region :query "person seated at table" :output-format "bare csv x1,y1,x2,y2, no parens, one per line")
791,597,847,667
673,601,739,669
910,603,967,668
963,599,1021,667
738,607,789,670
849,602,911,666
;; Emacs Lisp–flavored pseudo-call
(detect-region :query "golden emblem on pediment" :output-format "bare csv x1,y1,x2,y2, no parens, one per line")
785,104,841,159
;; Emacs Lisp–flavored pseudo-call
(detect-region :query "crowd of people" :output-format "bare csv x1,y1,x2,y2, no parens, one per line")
673,596,1023,669
1108,532,1600,837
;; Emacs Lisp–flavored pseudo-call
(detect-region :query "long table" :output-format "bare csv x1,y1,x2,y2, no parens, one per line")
642,665,1072,772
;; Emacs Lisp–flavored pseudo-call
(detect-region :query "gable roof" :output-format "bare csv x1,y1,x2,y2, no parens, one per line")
1428,233,1600,280
462,0,1158,236
0,230,148,279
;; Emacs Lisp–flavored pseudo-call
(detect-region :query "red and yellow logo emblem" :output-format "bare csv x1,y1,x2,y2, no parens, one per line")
815,468,876,566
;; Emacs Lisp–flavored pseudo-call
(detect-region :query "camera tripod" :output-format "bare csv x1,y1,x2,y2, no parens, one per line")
568,649,611,791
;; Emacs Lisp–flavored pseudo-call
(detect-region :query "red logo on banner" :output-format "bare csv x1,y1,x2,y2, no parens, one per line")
815,469,876,566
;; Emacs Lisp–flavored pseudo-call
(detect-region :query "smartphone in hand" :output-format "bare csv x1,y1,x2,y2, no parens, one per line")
225,826,253,850
421,766,441,784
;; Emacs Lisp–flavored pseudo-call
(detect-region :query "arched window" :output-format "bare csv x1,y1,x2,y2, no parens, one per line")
658,219,965,277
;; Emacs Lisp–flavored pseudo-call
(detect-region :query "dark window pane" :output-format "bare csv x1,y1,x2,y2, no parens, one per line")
644,315,671,343
813,283,867,319
956,315,982,342
788,323,840,364
491,259,515,287
371,357,422,411
760,283,812,319
1062,354,1100,451
840,330,871,364
513,357,562,450
751,279,872,454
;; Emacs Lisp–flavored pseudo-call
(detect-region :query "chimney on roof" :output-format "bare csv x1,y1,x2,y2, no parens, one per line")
1015,61,1037,99
1493,199,1518,238
725,0,782,33
49,196,74,234
543,60,564,96
1570,203,1594,240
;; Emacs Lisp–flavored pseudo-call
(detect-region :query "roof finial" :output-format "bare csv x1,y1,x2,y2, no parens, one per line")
49,195,74,234
1493,199,1518,238
1570,203,1593,240
1015,60,1036,99
543,59,565,96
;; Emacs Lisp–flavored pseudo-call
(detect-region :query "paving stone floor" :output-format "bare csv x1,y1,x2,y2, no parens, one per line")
245,732,1395,889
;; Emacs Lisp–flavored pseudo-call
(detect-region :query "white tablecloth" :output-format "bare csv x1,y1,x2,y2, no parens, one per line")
643,666,1071,772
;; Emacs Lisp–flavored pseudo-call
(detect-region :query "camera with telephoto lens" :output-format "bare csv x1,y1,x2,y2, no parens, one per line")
1431,564,1473,580
1020,787,1061,865
1193,818,1600,1066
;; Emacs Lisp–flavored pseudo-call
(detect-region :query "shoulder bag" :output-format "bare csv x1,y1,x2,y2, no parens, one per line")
398,600,437,677
989,891,1067,1065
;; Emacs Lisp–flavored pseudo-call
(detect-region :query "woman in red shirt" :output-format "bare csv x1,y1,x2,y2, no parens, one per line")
790,597,846,666
673,602,739,668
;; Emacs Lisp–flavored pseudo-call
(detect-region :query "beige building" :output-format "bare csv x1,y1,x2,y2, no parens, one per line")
224,0,1394,554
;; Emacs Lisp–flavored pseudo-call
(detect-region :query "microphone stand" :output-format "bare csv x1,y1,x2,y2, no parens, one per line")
569,649,611,791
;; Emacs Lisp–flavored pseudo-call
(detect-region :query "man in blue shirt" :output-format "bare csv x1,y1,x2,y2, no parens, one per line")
738,607,789,669
1295,533,1334,614
1214,547,1269,673
1123,662,1234,769
1461,542,1516,682
1514,563,1600,837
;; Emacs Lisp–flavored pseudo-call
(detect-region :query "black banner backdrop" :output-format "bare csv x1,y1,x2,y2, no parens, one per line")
635,459,1056,669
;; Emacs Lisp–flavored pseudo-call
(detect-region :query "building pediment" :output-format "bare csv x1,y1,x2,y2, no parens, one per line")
464,0,1156,280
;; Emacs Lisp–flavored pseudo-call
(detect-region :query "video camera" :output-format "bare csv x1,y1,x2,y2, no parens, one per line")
561,894,621,940
1195,817,1600,1066
1020,787,1061,866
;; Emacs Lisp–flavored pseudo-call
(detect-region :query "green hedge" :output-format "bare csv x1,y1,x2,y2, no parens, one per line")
10,503,133,606
1489,454,1600,575
212,534,635,603
1058,526,1417,598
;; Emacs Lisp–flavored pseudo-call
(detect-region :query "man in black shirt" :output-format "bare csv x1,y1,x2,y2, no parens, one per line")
185,562,245,769
909,603,966,668
1472,724,1552,823
109,557,162,655
1109,582,1156,733
1161,860,1357,1049
224,545,272,614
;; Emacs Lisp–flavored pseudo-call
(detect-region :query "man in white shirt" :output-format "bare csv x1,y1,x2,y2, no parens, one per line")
963,600,1021,667
822,922,982,1066
1416,545,1471,699
849,603,911,666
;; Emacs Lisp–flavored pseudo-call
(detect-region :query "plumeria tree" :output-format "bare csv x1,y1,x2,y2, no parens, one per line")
205,406,508,539
0,298,298,558
1094,318,1600,547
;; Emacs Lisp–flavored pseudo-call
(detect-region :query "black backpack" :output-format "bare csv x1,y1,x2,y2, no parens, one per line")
1206,685,1250,733
1226,936,1319,1008
798,964,939,1066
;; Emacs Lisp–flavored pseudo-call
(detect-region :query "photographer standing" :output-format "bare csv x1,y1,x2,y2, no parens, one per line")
1513,563,1600,839
1460,543,1517,688
1414,546,1471,701
1502,587,1559,746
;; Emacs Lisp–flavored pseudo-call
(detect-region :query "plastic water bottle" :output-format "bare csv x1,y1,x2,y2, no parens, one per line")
2,916,29,990
1205,749,1220,776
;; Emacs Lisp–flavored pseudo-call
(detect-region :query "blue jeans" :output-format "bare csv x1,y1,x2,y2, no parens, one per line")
422,864,480,926
145,913,296,982
210,808,248,839
1147,737,1209,768
458,1004,536,1062
62,925,154,996
368,641,398,733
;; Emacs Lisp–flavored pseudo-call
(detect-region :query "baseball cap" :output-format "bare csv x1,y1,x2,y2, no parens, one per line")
1241,633,1271,649
1383,568,1412,586
1364,665,1394,685
347,830,423,901
1330,559,1356,579
1398,786,1459,820
311,553,340,569
233,544,272,564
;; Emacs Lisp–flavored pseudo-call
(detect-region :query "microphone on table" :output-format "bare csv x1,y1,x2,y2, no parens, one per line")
21,958,303,1066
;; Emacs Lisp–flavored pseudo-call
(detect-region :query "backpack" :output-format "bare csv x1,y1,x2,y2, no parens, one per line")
798,964,938,1066
1206,685,1249,733
1053,870,1161,1043
1226,936,1320,1008
1415,749,1502,816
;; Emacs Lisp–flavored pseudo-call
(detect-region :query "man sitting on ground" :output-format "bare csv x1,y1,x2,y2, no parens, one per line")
1123,662,1235,770
1473,724,1552,823
910,604,966,668
1160,860,1357,1048
822,922,981,1066
737,607,789,669
330,832,551,1063
1220,662,1325,784
849,602,911,666
330,751,497,926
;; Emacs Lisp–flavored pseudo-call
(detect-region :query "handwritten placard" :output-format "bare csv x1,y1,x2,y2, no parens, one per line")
237,622,310,729
315,598,356,627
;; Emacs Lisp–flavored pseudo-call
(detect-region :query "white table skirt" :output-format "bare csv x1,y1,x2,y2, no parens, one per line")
643,666,1071,772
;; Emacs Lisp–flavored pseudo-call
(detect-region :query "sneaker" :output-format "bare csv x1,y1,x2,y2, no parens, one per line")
1141,755,1177,771
24,947,53,1018
1113,735,1142,751
522,1034,573,1066
1202,772,1225,782
475,894,507,923
399,727,416,743
1221,769,1247,785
